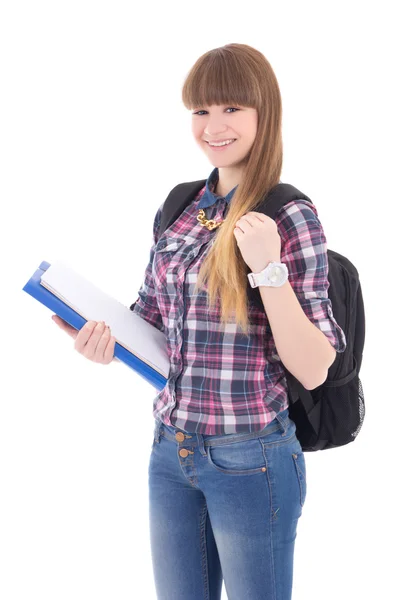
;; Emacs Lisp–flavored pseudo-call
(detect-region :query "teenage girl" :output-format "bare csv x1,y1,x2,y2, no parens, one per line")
53,43,346,600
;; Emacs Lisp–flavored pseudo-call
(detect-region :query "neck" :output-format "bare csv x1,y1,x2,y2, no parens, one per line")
215,165,243,197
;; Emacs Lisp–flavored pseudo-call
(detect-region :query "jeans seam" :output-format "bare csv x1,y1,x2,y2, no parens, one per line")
266,461,278,600
292,454,305,507
199,502,210,600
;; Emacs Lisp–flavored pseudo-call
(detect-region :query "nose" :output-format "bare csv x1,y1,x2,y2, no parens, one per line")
204,115,231,137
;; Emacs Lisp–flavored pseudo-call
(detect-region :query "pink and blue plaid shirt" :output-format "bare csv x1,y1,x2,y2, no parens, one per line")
131,167,347,434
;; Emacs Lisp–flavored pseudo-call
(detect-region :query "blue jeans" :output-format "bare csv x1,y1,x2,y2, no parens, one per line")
148,407,307,600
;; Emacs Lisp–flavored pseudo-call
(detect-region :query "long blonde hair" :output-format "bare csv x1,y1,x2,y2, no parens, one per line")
181,43,283,337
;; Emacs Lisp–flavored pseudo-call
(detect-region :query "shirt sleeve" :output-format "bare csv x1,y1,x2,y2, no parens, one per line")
129,201,165,333
276,199,347,353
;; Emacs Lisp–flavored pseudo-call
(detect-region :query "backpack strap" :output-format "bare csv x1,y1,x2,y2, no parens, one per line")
159,179,207,239
256,182,314,219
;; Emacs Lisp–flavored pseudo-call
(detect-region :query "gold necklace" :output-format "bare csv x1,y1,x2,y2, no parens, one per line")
197,208,225,231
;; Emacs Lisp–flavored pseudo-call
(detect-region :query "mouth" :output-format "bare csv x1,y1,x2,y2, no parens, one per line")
205,139,237,151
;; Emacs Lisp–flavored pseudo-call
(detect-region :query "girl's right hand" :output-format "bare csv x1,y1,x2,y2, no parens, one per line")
51,315,118,364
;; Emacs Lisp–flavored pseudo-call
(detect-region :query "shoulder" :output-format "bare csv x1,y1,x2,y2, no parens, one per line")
275,198,323,234
276,198,319,222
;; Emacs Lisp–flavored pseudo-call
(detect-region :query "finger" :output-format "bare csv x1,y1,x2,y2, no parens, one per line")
74,320,99,354
243,213,266,225
247,212,268,222
238,215,276,235
94,325,112,362
52,315,78,339
235,219,252,233
236,215,258,229
52,315,69,328
104,334,116,364
84,321,110,360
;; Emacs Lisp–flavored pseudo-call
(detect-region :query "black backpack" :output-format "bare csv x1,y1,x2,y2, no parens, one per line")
154,179,366,452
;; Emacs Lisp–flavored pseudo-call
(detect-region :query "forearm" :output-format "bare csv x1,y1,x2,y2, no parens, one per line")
259,280,337,390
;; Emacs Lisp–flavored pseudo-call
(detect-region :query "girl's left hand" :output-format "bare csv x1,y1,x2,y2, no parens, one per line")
233,211,282,274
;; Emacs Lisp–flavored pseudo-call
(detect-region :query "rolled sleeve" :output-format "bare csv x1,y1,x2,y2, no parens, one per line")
276,200,347,353
130,201,165,333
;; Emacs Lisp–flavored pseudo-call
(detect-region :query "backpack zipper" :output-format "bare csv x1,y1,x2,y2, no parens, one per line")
332,265,350,379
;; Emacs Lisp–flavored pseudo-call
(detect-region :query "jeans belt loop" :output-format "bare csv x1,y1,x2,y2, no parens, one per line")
154,420,162,443
275,412,288,435
196,433,207,456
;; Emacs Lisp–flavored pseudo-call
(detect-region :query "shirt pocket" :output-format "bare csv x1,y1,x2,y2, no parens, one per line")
155,239,182,253
152,237,187,289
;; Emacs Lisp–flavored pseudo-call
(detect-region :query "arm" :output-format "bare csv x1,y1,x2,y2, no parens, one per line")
259,281,337,390
129,201,165,333
261,200,346,390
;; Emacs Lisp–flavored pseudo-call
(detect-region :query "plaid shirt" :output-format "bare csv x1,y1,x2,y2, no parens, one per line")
131,167,347,434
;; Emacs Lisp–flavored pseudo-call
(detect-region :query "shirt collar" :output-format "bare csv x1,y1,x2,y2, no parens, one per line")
197,167,238,209
198,167,282,209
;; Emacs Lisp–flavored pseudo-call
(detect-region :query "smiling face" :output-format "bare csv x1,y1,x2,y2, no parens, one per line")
191,104,258,169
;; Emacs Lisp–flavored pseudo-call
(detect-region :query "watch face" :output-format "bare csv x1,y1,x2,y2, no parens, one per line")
267,263,287,286
248,262,288,288
269,265,284,284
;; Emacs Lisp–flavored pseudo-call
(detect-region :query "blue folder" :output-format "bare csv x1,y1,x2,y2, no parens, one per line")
22,261,168,391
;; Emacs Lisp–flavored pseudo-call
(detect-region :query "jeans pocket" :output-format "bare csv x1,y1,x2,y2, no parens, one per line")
292,450,307,507
207,437,267,476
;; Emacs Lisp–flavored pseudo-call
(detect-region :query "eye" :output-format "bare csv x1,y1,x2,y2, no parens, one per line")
192,107,240,115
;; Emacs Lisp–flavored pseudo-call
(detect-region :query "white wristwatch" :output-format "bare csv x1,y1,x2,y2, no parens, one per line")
247,261,289,288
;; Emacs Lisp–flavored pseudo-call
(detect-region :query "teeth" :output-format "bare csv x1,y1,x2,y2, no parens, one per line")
209,139,235,147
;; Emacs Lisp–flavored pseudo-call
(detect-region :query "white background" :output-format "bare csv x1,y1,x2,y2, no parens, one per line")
1,1,399,598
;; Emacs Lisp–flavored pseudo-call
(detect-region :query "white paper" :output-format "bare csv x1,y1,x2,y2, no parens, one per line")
40,260,170,378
